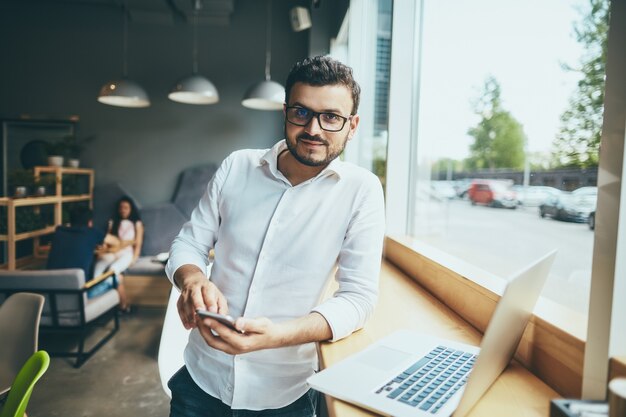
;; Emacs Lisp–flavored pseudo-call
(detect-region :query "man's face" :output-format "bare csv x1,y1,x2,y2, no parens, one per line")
284,82,359,167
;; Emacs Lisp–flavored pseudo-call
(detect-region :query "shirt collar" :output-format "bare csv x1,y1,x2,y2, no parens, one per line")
260,140,346,181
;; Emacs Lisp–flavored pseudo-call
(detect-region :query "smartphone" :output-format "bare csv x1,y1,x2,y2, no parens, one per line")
196,309,243,333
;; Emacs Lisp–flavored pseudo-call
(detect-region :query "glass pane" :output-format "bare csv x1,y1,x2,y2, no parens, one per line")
334,0,392,188
410,0,608,316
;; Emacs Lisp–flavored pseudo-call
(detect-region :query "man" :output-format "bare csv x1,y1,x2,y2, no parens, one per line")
166,55,386,416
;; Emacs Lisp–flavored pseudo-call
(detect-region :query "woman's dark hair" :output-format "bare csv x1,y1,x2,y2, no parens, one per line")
285,55,361,115
110,195,141,236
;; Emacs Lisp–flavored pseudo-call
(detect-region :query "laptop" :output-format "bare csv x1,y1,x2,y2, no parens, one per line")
308,250,556,417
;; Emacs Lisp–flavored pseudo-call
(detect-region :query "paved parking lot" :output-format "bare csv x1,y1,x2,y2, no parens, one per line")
412,198,594,315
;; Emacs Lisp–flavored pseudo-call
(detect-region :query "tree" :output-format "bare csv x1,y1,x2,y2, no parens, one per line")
431,158,463,179
466,76,526,170
552,0,609,168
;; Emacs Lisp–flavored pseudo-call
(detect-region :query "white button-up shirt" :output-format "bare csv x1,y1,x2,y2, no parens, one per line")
166,140,385,410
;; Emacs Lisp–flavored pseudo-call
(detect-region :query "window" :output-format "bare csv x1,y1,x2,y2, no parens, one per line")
379,0,625,398
401,0,607,319
334,0,392,190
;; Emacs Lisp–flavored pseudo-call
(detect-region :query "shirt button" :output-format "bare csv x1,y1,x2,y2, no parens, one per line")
227,385,233,392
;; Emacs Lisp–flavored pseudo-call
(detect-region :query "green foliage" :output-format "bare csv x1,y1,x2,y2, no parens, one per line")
372,157,387,193
7,169,36,189
431,158,463,178
0,207,46,234
61,174,89,195
551,0,609,168
45,140,67,157
46,134,95,158
466,76,526,170
7,169,57,196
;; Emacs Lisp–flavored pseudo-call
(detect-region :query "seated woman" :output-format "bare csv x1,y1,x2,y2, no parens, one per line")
93,196,144,312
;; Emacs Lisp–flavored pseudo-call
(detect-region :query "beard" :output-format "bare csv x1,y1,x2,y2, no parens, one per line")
285,129,349,167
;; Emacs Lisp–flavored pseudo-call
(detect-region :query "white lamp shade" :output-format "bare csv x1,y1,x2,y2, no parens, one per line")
242,79,285,110
97,78,151,108
168,74,219,105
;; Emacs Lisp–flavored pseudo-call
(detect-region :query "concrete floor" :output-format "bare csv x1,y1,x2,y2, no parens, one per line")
29,307,171,417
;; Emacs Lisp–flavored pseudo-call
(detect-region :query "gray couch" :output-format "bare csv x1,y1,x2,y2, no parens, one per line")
94,163,217,259
0,269,119,367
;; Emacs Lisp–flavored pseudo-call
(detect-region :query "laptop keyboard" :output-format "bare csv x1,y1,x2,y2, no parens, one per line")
375,345,477,414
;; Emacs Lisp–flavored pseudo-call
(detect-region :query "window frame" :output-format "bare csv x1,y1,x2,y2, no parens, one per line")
384,0,626,400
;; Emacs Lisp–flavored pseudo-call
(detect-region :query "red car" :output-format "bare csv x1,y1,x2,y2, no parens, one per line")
468,180,517,209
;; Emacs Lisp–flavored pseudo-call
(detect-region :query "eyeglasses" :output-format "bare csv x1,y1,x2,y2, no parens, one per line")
285,106,352,132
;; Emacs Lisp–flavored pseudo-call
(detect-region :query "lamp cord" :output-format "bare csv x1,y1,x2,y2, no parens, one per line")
192,9,199,74
122,1,128,77
264,0,272,81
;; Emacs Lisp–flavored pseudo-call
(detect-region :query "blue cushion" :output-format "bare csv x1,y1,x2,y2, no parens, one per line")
47,226,105,279
86,276,117,299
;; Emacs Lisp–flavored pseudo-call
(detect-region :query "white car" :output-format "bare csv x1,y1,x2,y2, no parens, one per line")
513,186,561,207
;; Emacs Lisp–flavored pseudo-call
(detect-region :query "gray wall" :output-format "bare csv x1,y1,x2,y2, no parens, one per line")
309,0,349,56
0,0,318,206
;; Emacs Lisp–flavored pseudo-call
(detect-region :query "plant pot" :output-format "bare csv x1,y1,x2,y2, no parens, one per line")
14,186,27,198
48,155,64,167
67,158,80,168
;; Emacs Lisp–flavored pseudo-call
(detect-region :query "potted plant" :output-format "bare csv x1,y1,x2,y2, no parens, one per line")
7,169,36,197
36,173,57,196
60,134,95,167
45,140,66,167
7,169,56,197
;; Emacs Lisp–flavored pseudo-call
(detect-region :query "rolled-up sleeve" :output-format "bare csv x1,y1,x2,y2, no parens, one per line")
165,155,232,288
312,176,386,341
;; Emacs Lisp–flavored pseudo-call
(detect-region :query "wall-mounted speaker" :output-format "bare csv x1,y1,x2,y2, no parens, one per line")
290,7,312,32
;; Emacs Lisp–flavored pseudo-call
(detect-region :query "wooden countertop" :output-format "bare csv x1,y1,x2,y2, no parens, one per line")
318,261,559,417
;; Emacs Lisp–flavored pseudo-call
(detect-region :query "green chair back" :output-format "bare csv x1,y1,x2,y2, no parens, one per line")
0,351,50,417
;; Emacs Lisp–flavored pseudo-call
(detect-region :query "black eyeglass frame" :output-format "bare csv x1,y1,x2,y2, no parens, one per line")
285,106,353,132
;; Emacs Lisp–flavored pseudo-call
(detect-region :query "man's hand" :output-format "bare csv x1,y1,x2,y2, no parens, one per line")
195,312,333,355
196,316,282,355
174,265,228,330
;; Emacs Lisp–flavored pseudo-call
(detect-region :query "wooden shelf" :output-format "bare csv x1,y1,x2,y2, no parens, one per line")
0,225,57,242
1,166,94,270
0,196,59,207
33,166,94,176
61,194,92,203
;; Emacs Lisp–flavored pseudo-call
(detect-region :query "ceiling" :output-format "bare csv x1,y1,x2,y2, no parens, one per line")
18,0,236,26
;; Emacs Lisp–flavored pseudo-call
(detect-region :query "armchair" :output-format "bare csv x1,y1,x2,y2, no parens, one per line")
0,269,119,367
0,292,44,398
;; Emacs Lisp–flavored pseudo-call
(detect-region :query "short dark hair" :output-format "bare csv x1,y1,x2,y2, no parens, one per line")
69,208,93,227
285,55,361,115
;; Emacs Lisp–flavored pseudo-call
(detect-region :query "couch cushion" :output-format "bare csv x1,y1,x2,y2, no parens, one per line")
47,226,104,278
172,164,217,218
127,256,165,276
0,269,118,326
139,203,187,256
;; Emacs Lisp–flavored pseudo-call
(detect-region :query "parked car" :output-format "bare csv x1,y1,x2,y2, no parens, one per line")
588,211,596,230
454,179,473,199
539,187,597,222
430,181,457,200
512,185,561,207
468,180,517,208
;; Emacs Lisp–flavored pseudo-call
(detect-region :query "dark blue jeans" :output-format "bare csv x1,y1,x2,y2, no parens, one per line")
168,366,319,417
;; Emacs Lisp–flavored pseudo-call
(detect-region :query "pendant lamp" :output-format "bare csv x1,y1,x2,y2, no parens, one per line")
168,1,219,105
242,0,285,110
98,3,150,108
